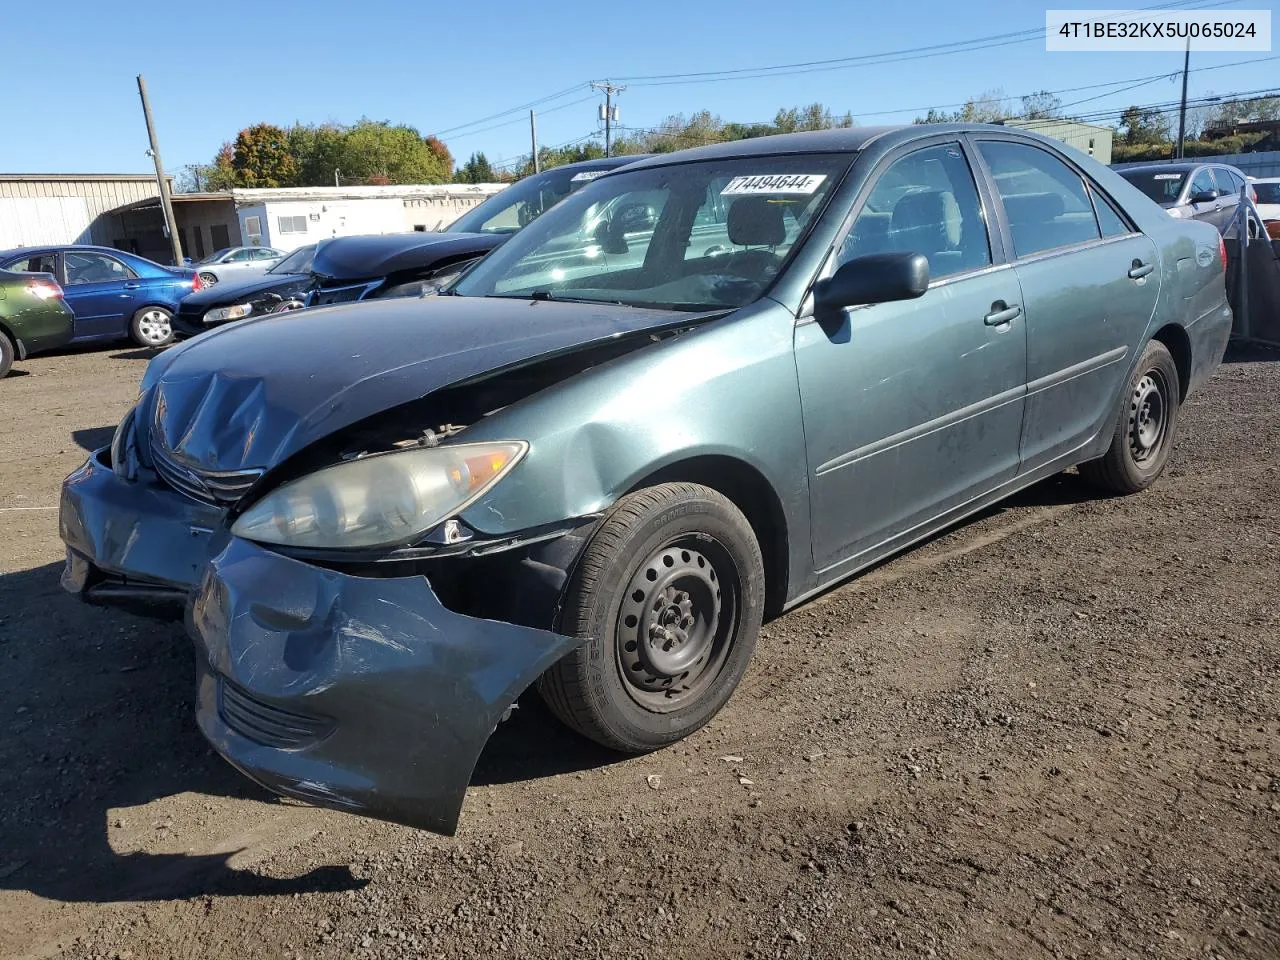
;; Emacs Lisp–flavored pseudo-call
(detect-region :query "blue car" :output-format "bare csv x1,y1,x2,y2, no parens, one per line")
0,245,200,347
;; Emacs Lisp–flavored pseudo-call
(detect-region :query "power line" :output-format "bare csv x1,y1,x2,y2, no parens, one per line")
445,95,598,143
431,84,588,138
611,0,1232,87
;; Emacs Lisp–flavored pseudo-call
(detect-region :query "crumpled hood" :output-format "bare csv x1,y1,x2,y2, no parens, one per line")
181,272,309,308
310,232,502,281
142,295,699,472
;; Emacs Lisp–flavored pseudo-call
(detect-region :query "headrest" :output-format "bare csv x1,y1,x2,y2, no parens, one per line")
890,190,962,252
727,197,786,246
1002,192,1065,224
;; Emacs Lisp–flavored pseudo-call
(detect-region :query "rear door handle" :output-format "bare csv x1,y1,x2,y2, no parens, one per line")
984,302,1021,326
1127,261,1154,280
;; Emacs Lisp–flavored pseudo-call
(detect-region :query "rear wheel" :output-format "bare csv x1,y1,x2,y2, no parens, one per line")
130,307,174,347
0,333,14,378
1079,339,1180,494
538,482,765,753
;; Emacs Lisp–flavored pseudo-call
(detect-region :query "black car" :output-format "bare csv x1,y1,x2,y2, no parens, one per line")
173,244,316,339
304,156,648,306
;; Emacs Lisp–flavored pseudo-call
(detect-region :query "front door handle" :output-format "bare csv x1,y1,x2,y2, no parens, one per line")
1127,261,1154,280
122,282,141,289
984,302,1021,326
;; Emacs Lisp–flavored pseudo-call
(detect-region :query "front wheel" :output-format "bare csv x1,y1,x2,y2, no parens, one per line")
130,306,174,347
538,482,765,753
1079,339,1180,494
198,271,219,287
0,334,14,378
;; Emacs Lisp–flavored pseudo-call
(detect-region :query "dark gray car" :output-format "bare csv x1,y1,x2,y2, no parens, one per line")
60,124,1232,834
1116,161,1254,232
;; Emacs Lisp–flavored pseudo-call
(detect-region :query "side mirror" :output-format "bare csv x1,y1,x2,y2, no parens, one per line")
616,202,657,233
1191,189,1220,204
813,252,930,325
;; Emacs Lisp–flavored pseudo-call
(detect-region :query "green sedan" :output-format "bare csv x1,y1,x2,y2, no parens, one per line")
62,124,1231,833
0,267,74,378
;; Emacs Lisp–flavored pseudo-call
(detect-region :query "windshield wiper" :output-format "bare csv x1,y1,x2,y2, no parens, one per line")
530,289,556,301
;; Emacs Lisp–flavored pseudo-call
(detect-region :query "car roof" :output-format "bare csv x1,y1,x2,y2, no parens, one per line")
1119,160,1246,175
553,155,653,173
615,126,902,171
0,243,141,260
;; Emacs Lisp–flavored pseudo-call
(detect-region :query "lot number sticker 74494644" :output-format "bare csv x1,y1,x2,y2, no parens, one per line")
721,174,827,196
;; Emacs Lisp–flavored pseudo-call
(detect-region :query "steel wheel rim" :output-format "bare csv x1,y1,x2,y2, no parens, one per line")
199,272,218,286
1129,369,1169,463
614,535,741,713
136,309,171,345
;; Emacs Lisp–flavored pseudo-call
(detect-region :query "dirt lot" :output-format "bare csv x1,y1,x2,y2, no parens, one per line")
0,342,1277,960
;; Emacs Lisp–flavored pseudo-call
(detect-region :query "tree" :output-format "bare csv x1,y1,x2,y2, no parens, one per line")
1020,90,1063,120
334,119,452,185
456,152,497,183
232,123,298,188
1119,105,1171,146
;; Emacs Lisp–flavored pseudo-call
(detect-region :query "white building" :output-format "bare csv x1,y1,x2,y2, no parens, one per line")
228,183,505,253
0,177,506,263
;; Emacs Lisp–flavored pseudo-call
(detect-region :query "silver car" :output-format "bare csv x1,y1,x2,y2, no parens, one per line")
1116,161,1254,233
191,246,285,286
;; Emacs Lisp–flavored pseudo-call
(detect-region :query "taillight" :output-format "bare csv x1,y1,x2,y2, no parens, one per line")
27,279,63,300
1219,236,1227,273
190,273,203,292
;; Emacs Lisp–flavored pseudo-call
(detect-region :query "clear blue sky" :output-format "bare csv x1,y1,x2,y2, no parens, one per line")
1,0,1274,176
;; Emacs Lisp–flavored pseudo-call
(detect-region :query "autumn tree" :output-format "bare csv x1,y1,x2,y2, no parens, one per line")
232,124,297,187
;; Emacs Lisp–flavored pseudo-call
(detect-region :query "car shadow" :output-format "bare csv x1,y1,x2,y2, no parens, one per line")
1224,338,1280,363
4,368,31,378
72,426,116,452
109,347,168,362
0,561,367,904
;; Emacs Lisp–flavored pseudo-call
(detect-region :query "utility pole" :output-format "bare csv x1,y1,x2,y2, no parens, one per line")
591,81,626,157
136,74,182,265
1175,37,1190,160
530,110,540,174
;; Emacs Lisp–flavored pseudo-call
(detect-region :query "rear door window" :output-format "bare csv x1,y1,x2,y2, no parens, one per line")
977,140,1101,257
3,253,60,276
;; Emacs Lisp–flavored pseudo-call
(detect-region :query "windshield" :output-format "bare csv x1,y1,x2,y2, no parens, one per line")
196,247,233,264
447,166,616,235
268,245,316,274
453,155,851,311
1119,170,1186,204
1254,181,1280,205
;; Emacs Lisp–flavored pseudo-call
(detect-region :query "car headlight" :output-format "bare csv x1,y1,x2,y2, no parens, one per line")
231,441,528,549
203,303,253,324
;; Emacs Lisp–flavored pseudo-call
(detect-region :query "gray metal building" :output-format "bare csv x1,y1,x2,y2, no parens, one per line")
1000,119,1114,165
0,173,173,251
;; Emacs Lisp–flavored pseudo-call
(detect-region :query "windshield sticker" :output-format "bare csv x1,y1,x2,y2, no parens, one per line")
1153,174,1182,180
721,174,827,196
570,170,606,183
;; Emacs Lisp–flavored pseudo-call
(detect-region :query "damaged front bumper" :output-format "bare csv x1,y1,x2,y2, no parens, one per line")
60,447,580,834
59,448,225,609
190,537,578,834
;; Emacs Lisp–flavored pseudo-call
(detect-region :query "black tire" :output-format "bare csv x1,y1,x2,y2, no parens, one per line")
1079,339,1180,494
537,482,766,753
129,306,174,347
0,333,13,379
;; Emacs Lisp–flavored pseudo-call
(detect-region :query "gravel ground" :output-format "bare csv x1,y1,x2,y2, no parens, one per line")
0,342,1277,960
